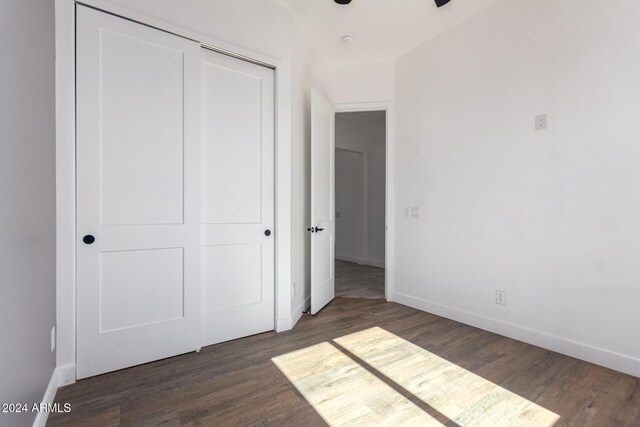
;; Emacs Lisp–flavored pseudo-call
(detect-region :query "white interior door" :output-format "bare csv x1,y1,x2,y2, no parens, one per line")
310,89,336,315
200,49,275,346
76,6,202,379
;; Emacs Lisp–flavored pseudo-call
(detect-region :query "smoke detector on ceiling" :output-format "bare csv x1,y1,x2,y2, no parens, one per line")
341,34,354,45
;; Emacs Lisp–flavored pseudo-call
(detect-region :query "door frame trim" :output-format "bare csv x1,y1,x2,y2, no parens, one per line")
55,0,292,383
334,102,395,301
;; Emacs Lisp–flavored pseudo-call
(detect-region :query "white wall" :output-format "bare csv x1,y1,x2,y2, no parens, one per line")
317,60,395,104
394,0,640,376
0,1,57,425
101,0,296,60
335,114,386,268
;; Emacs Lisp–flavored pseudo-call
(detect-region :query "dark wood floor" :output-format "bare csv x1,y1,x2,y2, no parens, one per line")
49,298,640,426
335,260,385,299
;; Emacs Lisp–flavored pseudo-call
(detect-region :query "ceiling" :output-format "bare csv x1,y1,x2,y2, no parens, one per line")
276,0,503,65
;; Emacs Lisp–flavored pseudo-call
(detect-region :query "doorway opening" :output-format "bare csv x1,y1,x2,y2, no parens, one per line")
334,111,386,299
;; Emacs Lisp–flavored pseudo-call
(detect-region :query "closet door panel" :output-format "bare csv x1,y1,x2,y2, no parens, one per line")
98,28,186,225
202,61,263,225
201,50,275,346
76,6,202,379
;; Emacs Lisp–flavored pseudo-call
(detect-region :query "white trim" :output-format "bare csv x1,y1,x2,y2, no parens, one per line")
292,295,311,328
334,101,395,302
393,292,640,378
55,0,77,378
32,368,61,427
56,364,76,387
56,0,293,378
276,316,293,332
276,294,309,331
274,65,293,332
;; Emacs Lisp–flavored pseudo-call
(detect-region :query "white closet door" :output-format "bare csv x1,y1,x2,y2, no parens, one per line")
76,6,202,379
201,49,275,346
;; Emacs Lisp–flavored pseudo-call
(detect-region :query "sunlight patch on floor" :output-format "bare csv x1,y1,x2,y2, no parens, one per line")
272,341,444,426
334,327,560,427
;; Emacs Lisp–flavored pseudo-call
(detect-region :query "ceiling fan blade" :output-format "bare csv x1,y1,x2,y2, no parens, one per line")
435,0,452,7
333,0,450,8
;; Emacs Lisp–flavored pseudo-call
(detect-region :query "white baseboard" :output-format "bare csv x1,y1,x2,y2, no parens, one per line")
366,259,385,269
56,363,75,387
32,367,60,427
336,255,385,269
336,254,365,265
276,316,293,332
393,292,640,379
291,296,311,329
276,296,311,332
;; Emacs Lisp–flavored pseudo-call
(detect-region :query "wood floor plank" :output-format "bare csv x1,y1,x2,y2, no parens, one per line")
49,297,639,426
335,260,385,299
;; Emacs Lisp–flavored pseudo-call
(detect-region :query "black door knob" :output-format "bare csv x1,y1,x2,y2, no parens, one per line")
83,235,95,245
264,230,271,237
315,227,325,232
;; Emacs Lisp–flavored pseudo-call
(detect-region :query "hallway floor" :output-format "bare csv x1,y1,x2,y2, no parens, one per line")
335,260,385,299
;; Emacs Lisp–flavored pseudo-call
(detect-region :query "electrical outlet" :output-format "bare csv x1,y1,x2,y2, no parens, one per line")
51,326,56,352
292,282,296,297
336,211,341,218
411,207,421,219
495,290,506,305
535,113,547,131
